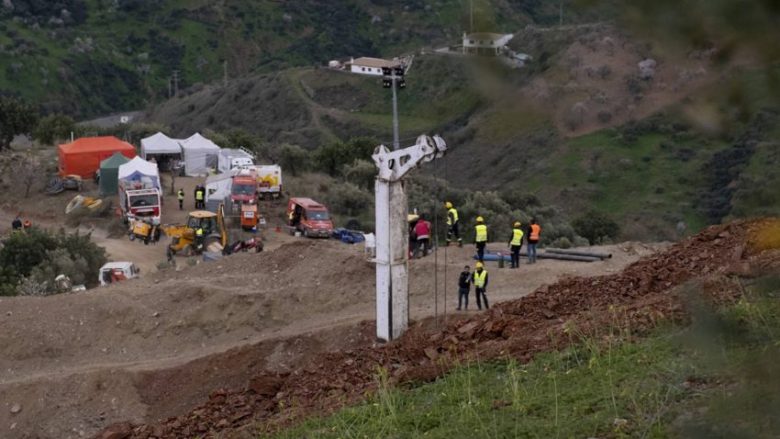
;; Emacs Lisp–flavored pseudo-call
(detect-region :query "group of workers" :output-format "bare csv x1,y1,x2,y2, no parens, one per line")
441,201,542,311
10,215,32,231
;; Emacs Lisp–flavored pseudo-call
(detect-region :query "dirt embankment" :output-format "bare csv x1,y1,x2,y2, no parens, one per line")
0,234,656,439
99,219,779,439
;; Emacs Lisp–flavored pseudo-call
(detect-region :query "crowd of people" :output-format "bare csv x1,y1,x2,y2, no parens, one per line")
410,201,543,312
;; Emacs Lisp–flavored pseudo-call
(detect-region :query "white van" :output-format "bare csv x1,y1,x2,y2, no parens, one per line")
99,262,140,286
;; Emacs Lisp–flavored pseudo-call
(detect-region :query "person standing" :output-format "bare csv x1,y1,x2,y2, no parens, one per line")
177,188,185,210
456,265,471,311
414,215,431,258
445,201,462,247
526,218,542,264
473,261,489,310
195,186,204,209
474,216,488,262
508,221,524,268
11,215,22,230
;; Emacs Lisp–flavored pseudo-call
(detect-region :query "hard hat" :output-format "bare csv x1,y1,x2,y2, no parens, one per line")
514,221,521,227
445,201,453,209
475,261,484,269
476,216,484,223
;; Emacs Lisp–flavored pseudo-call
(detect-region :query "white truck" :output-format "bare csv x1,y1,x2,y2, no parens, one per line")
218,147,255,173
247,164,283,199
118,157,162,225
99,262,140,286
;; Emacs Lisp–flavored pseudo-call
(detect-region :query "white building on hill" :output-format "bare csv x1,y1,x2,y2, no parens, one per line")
462,32,514,55
348,57,401,76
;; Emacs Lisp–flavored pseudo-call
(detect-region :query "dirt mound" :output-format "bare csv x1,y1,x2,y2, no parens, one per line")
109,219,779,438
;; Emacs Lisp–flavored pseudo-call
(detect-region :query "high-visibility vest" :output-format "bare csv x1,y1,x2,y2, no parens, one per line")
177,191,184,200
447,207,459,225
474,270,487,288
511,228,524,246
475,224,487,242
195,190,203,201
195,228,204,236
530,224,541,241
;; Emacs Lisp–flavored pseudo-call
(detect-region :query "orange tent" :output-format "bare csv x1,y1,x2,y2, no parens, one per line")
58,136,137,178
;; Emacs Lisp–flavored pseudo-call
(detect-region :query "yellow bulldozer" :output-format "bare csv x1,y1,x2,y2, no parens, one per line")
162,204,228,256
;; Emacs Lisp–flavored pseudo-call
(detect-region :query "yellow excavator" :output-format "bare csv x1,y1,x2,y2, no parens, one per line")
162,204,228,256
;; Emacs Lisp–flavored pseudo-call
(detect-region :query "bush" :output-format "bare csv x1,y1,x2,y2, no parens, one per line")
0,228,107,296
343,159,375,190
325,182,372,217
572,211,620,245
278,143,309,176
33,114,75,145
314,137,377,176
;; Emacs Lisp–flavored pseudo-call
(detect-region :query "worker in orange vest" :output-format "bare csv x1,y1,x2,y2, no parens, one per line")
526,218,542,264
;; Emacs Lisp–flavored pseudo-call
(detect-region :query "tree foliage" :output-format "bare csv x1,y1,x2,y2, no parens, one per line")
33,114,75,145
314,137,377,176
278,143,309,177
0,228,107,296
0,96,38,150
572,210,620,245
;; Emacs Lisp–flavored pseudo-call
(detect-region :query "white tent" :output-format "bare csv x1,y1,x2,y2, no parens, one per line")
140,132,182,159
180,133,221,176
118,156,160,189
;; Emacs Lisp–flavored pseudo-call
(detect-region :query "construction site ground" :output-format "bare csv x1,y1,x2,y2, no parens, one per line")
0,177,664,438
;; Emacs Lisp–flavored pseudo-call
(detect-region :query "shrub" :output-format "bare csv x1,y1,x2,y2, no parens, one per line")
278,143,309,176
572,211,620,245
33,114,75,145
314,137,377,176
343,159,375,190
0,228,107,296
325,182,372,217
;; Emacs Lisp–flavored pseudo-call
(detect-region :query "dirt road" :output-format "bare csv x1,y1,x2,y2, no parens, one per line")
0,232,662,438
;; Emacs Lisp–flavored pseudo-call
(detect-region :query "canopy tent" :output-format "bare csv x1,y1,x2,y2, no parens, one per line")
140,132,182,159
118,156,160,191
180,133,221,176
98,153,131,196
58,136,136,178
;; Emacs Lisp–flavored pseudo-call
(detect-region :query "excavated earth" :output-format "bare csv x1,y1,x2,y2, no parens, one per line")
96,219,780,439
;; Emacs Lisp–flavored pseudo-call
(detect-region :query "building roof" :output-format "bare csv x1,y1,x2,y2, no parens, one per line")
59,136,135,154
351,57,400,68
464,32,509,40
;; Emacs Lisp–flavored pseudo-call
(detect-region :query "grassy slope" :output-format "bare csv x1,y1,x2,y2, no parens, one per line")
266,276,780,439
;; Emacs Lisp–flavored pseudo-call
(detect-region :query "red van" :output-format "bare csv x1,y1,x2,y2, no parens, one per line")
287,197,334,238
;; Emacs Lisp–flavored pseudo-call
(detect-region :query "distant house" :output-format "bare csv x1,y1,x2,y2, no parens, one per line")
462,32,514,55
348,57,401,76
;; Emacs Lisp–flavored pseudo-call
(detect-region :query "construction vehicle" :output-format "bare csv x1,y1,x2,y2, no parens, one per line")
162,204,228,256
98,262,140,286
287,197,333,238
118,157,162,225
240,203,259,230
230,169,258,211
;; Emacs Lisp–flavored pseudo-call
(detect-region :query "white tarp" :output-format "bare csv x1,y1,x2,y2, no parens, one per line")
118,156,160,190
140,132,182,158
218,148,255,173
180,133,221,176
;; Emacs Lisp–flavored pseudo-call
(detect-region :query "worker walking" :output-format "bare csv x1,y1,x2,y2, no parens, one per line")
456,265,471,311
475,216,488,262
526,218,542,264
508,221,524,268
414,215,431,258
177,188,185,210
473,262,489,310
445,201,462,247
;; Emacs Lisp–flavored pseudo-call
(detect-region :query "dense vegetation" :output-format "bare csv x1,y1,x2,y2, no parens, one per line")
0,228,107,296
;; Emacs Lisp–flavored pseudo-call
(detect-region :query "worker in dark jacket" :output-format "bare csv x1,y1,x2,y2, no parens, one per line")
456,265,471,311
508,221,524,268
11,215,22,230
473,261,489,310
526,218,542,264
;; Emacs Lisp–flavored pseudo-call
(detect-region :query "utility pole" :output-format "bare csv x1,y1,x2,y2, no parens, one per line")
559,0,564,26
470,0,474,33
168,77,172,99
373,135,447,341
172,70,179,96
223,60,228,87
382,65,405,150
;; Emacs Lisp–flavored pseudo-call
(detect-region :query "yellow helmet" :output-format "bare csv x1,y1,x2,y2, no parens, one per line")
445,201,453,209
476,216,484,223
514,221,521,228
475,261,484,269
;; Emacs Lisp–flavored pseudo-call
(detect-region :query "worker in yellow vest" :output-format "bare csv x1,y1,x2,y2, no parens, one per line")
194,226,205,252
195,187,204,209
472,261,489,310
474,216,488,262
526,218,542,264
508,221,524,268
445,201,463,247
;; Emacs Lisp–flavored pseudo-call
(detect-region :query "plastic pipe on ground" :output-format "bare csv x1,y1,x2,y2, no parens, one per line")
546,249,612,259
